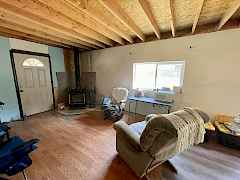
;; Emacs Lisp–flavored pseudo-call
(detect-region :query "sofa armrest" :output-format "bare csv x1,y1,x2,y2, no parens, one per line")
114,121,141,151
140,115,177,152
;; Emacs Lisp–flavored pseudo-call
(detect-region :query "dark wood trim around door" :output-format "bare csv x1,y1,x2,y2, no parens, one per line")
9,50,24,120
10,49,50,57
9,49,55,120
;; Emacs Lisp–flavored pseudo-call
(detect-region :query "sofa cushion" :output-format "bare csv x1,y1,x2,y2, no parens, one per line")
129,121,147,136
128,114,159,136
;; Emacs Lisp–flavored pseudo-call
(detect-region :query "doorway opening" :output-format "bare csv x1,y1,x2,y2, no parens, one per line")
10,49,55,119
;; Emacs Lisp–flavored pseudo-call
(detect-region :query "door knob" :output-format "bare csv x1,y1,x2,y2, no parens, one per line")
20,90,24,93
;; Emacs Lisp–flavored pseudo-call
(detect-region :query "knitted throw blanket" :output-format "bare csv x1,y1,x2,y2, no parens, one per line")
156,108,205,162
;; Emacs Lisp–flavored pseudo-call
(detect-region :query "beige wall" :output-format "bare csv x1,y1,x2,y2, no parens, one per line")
81,29,240,116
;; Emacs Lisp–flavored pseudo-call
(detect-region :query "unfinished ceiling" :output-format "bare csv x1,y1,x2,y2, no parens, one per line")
0,0,239,51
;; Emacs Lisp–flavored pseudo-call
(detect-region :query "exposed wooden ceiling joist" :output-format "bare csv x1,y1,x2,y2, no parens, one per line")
217,0,240,30
0,19,92,50
0,8,97,50
62,0,133,43
98,0,145,41
192,0,205,33
0,0,105,48
138,0,161,39
0,0,238,51
0,0,111,47
168,0,176,37
38,0,125,45
0,26,72,49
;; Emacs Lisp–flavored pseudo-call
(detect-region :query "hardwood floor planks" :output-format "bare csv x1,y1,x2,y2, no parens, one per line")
6,111,240,180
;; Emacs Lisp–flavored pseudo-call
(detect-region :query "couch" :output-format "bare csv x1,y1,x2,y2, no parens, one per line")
114,109,209,178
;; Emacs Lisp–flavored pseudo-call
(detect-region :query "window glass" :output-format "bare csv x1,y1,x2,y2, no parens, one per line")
133,63,156,89
156,63,184,90
22,58,44,67
133,61,185,91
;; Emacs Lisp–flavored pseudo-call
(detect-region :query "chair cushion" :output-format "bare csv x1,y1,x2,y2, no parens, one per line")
128,114,159,136
5,155,32,176
0,136,24,156
0,136,24,172
129,121,147,136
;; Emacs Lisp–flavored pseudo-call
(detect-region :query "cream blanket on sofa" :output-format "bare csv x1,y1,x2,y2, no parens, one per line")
154,107,206,162
170,107,205,151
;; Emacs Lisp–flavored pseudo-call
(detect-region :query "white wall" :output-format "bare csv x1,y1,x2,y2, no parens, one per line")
81,29,240,116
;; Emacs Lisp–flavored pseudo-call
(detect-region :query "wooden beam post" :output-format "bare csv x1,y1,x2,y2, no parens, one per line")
169,0,176,37
98,0,145,41
0,26,72,48
0,1,105,48
138,0,161,39
0,19,92,50
0,0,111,46
38,0,125,45
62,0,133,43
0,6,99,49
217,0,240,30
192,0,205,33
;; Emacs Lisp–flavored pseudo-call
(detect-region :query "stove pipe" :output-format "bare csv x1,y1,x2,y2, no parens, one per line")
74,47,80,88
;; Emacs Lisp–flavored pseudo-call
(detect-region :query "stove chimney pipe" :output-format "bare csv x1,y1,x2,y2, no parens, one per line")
74,47,80,88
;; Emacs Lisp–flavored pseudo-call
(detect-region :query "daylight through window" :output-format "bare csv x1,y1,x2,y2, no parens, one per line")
22,58,44,67
133,61,185,91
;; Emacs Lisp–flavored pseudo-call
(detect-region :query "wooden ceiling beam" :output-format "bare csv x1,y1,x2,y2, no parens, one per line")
217,0,240,30
168,0,176,37
0,19,92,50
192,0,205,33
62,0,133,43
120,18,240,48
98,0,145,41
0,5,99,49
0,1,105,48
38,0,124,45
0,26,72,49
138,0,160,39
0,0,110,47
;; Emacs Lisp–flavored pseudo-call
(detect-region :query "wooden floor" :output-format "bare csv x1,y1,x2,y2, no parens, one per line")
6,111,240,180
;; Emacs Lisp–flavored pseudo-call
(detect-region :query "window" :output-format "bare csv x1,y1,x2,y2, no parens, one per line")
22,58,44,67
133,63,156,89
133,61,185,91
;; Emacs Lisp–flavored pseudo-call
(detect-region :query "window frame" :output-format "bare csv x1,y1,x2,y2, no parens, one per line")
133,61,185,91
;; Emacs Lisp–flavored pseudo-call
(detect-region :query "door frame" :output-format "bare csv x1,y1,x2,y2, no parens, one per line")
9,49,55,120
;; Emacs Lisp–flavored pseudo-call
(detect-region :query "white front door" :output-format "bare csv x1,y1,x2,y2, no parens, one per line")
13,53,53,116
